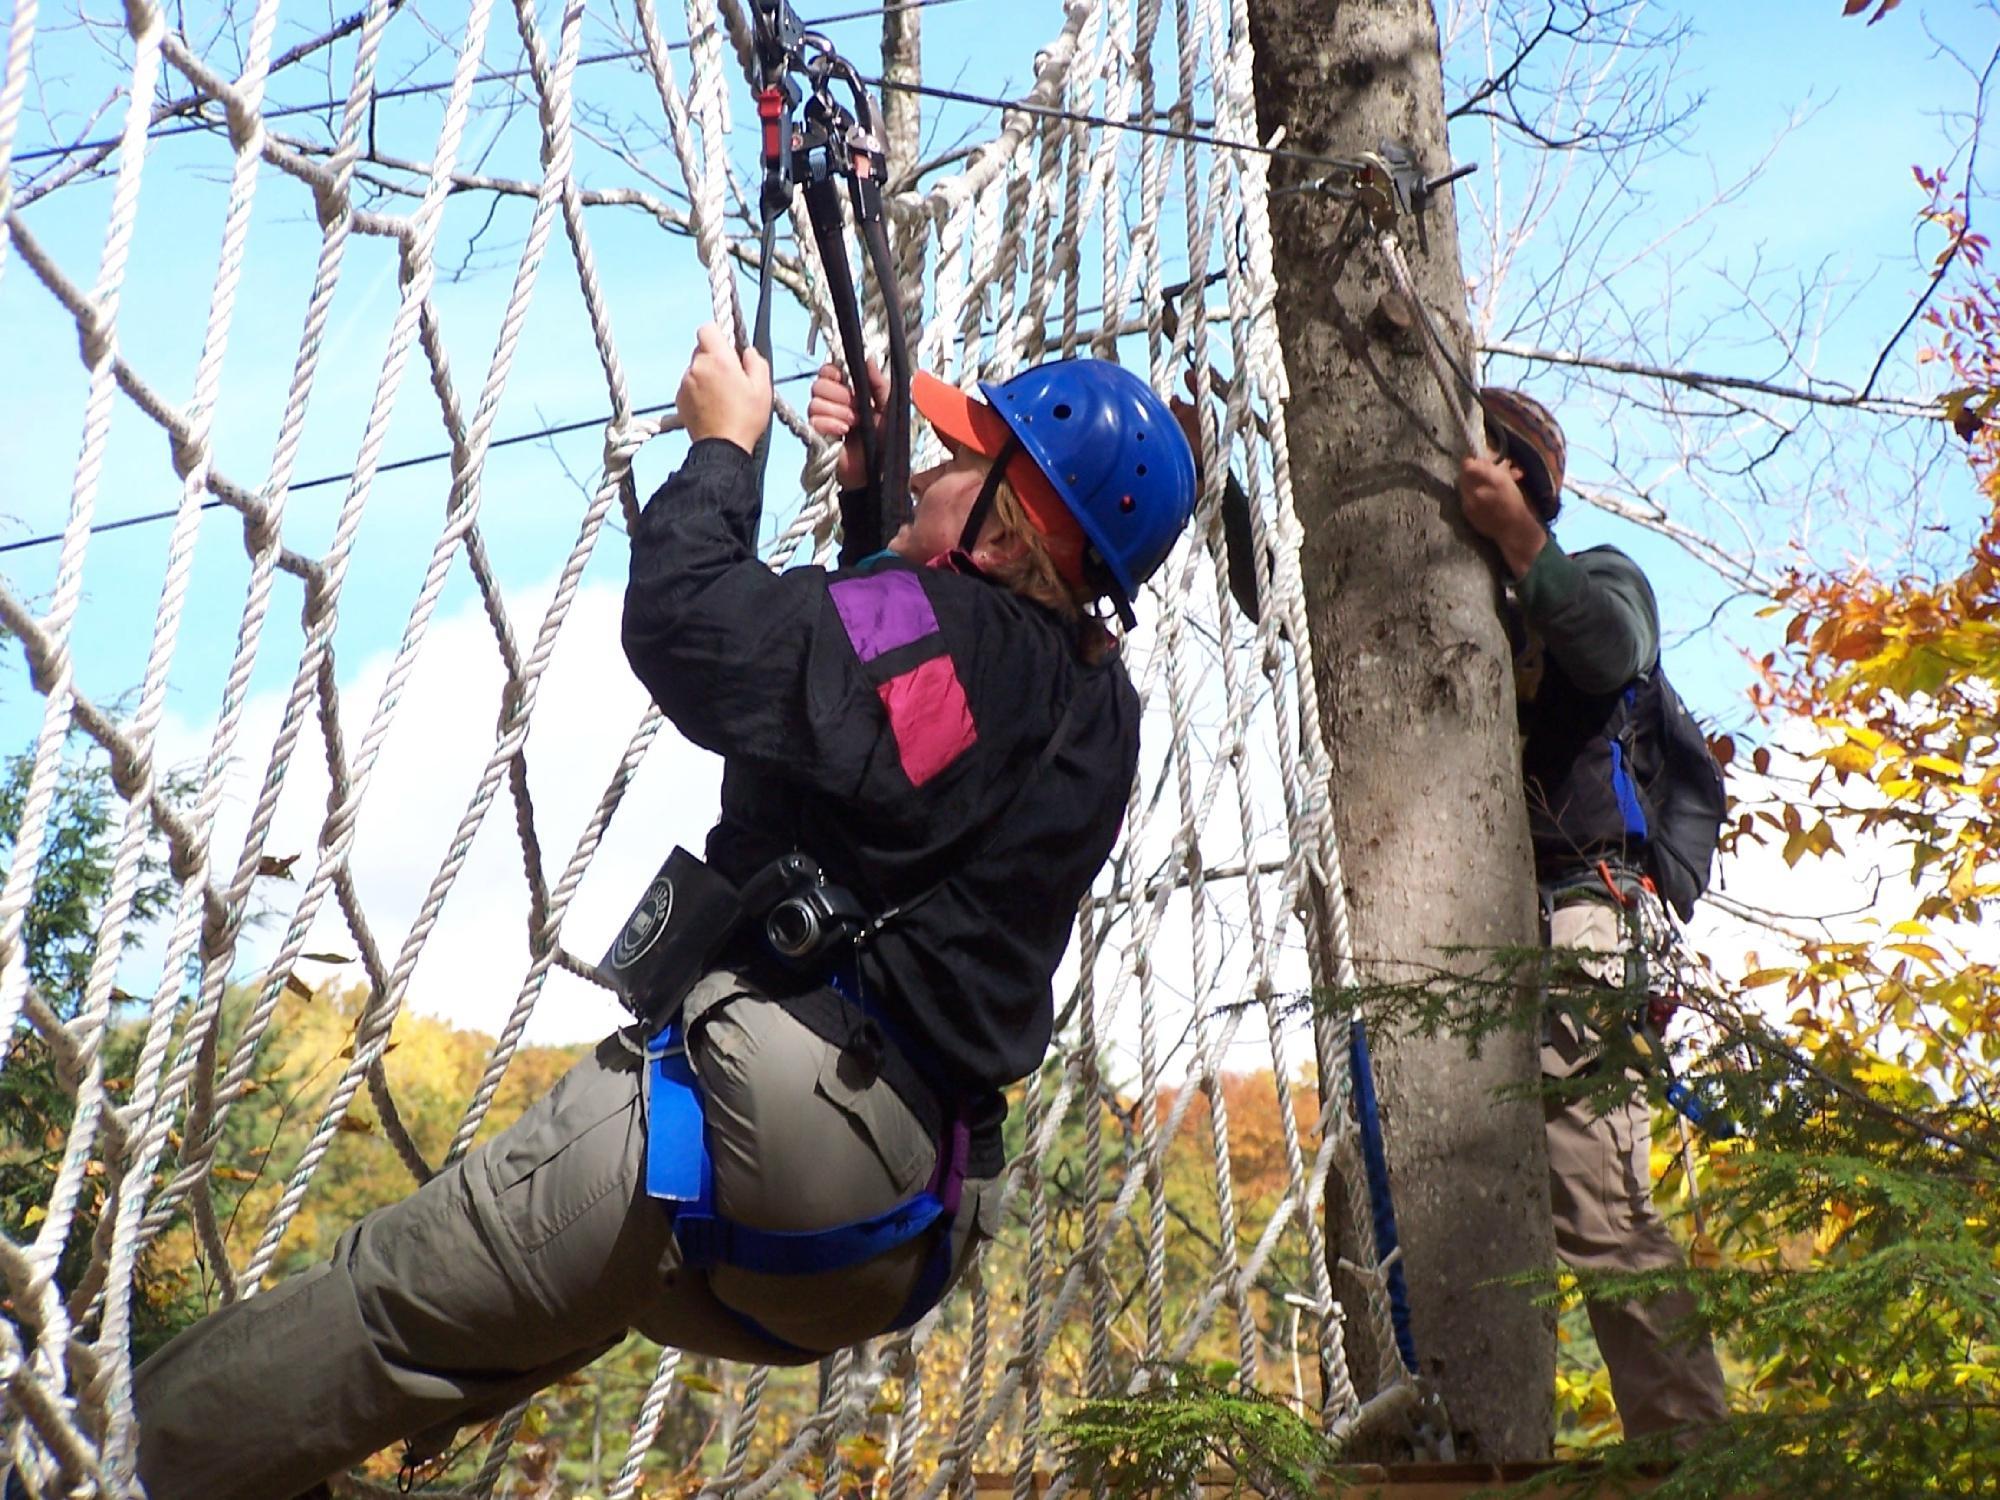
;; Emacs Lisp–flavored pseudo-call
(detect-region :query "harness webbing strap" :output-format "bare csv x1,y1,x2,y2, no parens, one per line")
743,0,911,557
676,1190,947,1277
1348,1018,1418,1374
645,1030,712,1204
1608,683,1651,842
642,992,969,1334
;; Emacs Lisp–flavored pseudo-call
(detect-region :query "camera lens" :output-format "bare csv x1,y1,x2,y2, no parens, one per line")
766,899,819,958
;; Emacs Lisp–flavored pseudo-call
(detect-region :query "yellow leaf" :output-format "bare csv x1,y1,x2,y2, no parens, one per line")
1887,941,1944,963
213,1166,261,1184
1689,1232,1724,1270
676,1372,723,1395
335,1114,375,1135
838,1435,887,1470
22,1206,46,1229
1950,860,1980,903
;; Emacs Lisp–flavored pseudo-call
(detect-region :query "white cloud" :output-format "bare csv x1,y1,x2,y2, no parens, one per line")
152,574,722,1046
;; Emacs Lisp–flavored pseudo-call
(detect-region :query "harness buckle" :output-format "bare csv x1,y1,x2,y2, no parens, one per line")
672,1210,727,1270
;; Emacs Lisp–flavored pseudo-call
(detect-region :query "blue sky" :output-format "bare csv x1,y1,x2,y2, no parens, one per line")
6,0,1983,734
1,0,1991,1031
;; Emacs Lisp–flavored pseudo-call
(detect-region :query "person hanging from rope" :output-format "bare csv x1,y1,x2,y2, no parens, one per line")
1458,388,1729,1445
129,326,1197,1500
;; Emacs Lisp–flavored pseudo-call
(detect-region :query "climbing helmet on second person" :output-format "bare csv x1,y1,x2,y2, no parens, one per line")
1481,386,1567,523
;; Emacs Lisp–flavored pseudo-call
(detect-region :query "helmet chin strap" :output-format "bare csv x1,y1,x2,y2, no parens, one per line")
956,437,1021,559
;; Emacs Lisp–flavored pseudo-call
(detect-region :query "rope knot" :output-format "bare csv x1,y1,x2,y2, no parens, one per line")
498,678,528,733
299,561,333,629
224,96,263,154
242,496,280,556
77,304,115,369
199,892,236,961
23,634,59,698
107,743,149,802
602,420,647,475
312,179,349,231
169,839,208,887
169,430,204,482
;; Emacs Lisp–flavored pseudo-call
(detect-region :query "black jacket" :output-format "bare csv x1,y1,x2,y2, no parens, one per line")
622,439,1140,1167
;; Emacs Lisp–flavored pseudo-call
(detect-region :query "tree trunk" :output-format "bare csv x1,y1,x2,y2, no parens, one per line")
1246,0,1557,1460
882,0,922,177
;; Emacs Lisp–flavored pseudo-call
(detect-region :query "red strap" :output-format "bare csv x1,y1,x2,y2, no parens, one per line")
1596,858,1634,908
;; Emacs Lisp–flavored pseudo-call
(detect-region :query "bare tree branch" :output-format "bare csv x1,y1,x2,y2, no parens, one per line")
13,1,409,211
1484,340,1944,421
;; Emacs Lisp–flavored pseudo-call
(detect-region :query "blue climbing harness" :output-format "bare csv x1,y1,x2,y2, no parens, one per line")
641,987,970,1353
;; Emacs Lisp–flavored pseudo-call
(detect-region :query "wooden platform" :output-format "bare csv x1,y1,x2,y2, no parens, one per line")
974,1463,1664,1497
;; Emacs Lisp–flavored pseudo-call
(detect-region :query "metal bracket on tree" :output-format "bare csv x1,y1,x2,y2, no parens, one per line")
747,0,912,562
1295,139,1488,458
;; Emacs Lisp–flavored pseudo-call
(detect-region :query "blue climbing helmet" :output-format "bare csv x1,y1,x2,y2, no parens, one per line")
916,359,1197,626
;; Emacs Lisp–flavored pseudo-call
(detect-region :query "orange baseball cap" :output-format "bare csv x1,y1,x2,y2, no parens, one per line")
912,371,1088,590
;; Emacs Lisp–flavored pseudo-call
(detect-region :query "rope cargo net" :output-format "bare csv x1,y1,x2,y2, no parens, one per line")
0,0,1418,1491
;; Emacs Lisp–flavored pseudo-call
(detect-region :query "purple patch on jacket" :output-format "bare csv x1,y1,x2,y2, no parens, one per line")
830,570,978,786
829,571,939,663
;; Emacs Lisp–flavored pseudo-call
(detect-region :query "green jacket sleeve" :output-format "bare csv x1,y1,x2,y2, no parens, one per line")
1514,540,1659,694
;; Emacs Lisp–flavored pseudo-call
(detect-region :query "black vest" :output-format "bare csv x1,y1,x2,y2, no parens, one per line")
1515,630,1665,878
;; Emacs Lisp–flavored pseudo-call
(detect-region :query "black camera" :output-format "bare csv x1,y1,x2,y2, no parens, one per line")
765,871,868,960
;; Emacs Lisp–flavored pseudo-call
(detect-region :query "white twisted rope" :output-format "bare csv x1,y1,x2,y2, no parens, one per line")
0,0,37,290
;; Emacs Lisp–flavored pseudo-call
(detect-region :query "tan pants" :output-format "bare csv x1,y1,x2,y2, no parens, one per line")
1544,898,1727,1440
134,973,994,1500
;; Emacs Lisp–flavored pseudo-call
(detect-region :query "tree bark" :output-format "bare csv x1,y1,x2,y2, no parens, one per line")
882,0,922,173
1246,0,1557,1460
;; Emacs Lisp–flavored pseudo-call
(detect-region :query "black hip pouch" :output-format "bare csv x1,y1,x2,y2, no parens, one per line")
598,847,747,1028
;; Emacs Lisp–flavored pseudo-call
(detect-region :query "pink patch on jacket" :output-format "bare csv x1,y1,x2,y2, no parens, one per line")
876,655,977,787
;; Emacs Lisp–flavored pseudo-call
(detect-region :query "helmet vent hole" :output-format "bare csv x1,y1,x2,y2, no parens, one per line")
1052,402,1072,419
1136,463,1148,477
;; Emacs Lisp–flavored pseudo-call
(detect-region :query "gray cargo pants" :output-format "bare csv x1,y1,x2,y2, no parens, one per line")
1542,896,1728,1440
134,972,995,1500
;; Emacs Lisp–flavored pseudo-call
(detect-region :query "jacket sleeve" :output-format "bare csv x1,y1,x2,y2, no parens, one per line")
1514,540,1660,693
620,438,876,797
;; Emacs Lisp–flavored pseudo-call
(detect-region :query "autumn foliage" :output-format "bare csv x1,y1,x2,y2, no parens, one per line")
1610,150,2000,1492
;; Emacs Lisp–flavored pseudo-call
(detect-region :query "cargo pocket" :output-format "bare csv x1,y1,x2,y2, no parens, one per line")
483,1039,644,1257
815,1031,934,1196
1604,1099,1646,1244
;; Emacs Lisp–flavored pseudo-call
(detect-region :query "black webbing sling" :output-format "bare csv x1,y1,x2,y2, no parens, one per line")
748,0,911,562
